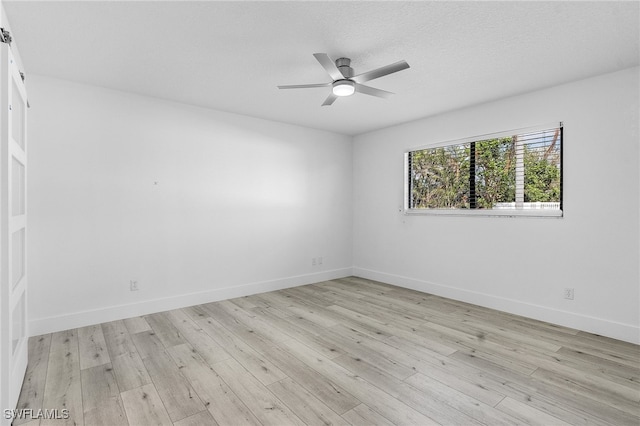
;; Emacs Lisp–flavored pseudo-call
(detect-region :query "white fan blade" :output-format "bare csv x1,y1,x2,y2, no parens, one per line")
278,83,331,89
322,93,338,106
355,83,394,99
313,53,344,81
352,60,410,83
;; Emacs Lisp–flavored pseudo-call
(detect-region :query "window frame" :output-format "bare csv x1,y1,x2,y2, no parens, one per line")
404,123,563,218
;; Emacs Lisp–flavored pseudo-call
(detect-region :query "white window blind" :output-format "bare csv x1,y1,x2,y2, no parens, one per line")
405,123,563,217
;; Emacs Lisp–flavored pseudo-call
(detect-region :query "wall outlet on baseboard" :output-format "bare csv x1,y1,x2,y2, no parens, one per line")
130,280,139,291
563,287,574,300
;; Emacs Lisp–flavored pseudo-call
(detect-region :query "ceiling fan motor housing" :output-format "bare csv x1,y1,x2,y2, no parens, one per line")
335,57,354,78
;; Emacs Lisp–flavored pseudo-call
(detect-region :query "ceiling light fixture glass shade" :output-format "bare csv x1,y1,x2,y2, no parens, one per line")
332,80,355,97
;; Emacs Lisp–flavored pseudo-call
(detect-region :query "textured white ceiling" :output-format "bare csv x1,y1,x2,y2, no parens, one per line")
3,1,639,136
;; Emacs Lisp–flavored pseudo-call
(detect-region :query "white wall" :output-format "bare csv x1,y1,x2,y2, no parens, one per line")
353,67,640,343
27,75,352,334
26,68,640,343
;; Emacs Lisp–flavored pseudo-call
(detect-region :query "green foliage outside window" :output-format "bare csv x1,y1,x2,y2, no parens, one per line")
408,128,561,211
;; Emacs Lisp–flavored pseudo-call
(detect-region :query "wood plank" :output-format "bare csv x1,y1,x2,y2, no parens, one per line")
131,329,165,359
165,309,230,366
297,301,398,342
212,357,305,426
358,293,434,320
556,346,640,384
309,284,367,303
326,301,461,356
142,350,205,422
328,323,449,380
332,277,394,296
110,350,152,392
279,313,370,357
326,304,458,356
333,297,429,330
181,305,211,323
405,372,521,425
322,324,416,380
14,334,51,425
123,316,151,334
166,343,262,426
101,320,137,358
452,346,538,377
259,343,360,415
531,368,640,416
499,342,640,397
406,359,506,407
16,421,39,426
341,404,395,426
251,292,299,316
121,383,172,426
101,314,150,393
41,330,83,426
496,397,572,426
144,312,188,349
450,349,636,425
286,305,339,328
332,352,484,425
173,410,219,426
509,316,580,337
206,299,294,345
281,287,335,308
198,309,279,357
101,319,152,393
197,317,288,385
248,294,296,318
77,324,110,370
277,338,440,426
80,363,127,425
267,377,350,426
575,331,640,358
420,309,563,355
251,306,345,359
229,295,259,310
382,335,524,408
561,337,640,371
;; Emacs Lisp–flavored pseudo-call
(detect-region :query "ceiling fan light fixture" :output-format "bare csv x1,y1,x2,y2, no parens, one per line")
332,80,355,97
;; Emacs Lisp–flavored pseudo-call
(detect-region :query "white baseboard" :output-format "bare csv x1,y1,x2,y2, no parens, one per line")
353,267,640,345
29,267,352,336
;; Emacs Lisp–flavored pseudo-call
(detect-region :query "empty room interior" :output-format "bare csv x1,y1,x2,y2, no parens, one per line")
0,1,639,425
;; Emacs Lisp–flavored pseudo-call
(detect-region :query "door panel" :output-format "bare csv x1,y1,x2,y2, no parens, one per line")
11,156,24,216
11,79,25,150
11,227,24,289
1,41,28,422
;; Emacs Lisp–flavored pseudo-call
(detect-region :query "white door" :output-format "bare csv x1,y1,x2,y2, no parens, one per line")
0,39,28,420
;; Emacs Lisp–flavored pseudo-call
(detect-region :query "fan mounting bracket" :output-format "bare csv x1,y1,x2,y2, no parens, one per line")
335,57,354,78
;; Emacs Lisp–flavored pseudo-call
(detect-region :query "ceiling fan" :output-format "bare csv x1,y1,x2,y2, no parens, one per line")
277,53,410,106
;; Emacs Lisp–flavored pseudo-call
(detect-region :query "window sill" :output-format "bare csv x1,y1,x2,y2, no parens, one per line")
404,208,563,218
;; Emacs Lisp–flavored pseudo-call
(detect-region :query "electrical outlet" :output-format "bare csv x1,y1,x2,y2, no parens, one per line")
318,256,323,265
130,280,139,291
563,288,574,300
311,258,316,266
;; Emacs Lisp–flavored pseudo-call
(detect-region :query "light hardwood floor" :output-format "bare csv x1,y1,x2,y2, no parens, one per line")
14,277,640,425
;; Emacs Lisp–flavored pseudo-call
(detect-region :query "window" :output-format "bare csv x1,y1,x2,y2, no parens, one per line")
405,123,562,217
